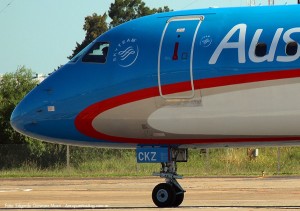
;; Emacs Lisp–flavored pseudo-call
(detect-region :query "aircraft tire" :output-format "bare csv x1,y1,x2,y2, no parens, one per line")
172,191,184,207
152,183,176,207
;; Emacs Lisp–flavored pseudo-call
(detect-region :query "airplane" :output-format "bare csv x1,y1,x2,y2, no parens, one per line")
10,4,300,207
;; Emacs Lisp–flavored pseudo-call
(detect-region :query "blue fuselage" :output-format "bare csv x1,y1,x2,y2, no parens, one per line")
11,5,300,148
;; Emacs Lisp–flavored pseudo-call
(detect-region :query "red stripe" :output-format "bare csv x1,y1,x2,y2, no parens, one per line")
75,69,300,145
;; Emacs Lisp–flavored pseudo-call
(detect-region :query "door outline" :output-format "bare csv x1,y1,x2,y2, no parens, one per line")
158,15,204,99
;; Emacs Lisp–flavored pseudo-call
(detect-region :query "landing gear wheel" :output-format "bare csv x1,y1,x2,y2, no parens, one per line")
172,191,184,207
151,148,188,207
152,183,176,207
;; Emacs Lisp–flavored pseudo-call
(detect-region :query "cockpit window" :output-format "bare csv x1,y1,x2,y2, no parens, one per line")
82,42,109,63
70,41,95,63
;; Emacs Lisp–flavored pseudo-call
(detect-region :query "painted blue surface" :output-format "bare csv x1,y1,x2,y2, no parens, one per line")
136,147,170,163
10,5,300,147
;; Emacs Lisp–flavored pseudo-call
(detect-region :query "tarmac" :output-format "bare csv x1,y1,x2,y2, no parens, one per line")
0,177,299,210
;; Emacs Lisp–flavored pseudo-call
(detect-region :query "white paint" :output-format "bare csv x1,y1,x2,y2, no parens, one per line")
148,80,300,136
176,28,185,32
113,38,139,67
92,78,300,139
0,188,32,193
47,106,55,112
209,24,247,64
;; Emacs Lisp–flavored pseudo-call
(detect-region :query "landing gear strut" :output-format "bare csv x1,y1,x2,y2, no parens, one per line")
152,148,187,207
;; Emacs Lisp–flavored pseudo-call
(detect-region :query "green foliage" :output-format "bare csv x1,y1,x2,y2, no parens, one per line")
68,13,108,59
0,67,37,145
180,147,300,176
0,67,41,169
0,67,67,169
1,147,299,178
68,0,171,59
108,0,171,27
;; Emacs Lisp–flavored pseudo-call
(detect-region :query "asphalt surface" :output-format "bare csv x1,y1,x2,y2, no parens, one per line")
1,177,300,210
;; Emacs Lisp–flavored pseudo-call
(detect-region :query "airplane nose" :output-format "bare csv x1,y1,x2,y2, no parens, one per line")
10,102,22,132
10,92,37,136
10,66,84,144
10,85,52,140
10,83,77,143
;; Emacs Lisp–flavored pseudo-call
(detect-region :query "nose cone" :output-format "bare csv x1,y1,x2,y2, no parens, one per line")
10,91,39,137
10,102,22,133
10,81,77,144
10,88,55,141
10,83,57,141
10,65,86,145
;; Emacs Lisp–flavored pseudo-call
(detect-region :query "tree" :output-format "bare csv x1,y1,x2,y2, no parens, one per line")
0,67,38,144
68,13,108,59
152,6,171,14
0,67,70,169
0,67,47,168
69,0,171,59
109,0,171,27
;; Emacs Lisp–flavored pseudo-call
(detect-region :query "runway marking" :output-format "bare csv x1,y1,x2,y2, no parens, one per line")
3,204,109,209
0,188,32,193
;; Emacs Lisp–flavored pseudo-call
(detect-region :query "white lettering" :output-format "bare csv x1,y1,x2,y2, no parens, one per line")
210,24,300,65
268,28,284,62
138,152,144,161
249,28,283,63
209,24,247,64
144,152,150,161
277,27,300,62
151,152,157,161
138,152,156,161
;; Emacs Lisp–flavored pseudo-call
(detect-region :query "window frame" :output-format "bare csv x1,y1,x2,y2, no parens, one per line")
81,42,110,64
69,41,96,63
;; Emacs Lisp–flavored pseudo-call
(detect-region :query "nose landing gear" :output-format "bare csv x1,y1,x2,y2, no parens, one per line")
136,147,187,207
152,150,187,207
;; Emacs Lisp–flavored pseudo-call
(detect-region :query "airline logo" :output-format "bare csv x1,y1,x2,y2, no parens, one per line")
113,38,139,67
209,24,300,64
200,35,212,48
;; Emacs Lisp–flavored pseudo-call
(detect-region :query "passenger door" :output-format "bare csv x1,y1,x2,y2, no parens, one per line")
158,16,203,99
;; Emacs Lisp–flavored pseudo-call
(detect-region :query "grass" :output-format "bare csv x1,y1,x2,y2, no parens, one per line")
0,147,299,178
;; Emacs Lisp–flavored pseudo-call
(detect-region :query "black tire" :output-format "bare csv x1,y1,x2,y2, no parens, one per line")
152,183,176,207
172,192,184,207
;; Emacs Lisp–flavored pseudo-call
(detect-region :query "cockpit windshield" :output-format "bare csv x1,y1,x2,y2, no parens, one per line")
69,41,109,64
69,41,95,63
82,42,109,63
